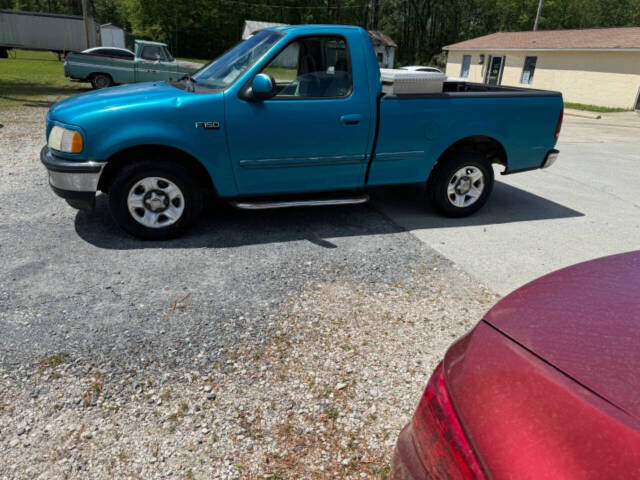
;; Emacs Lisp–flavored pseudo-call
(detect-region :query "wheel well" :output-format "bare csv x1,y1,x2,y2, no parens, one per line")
89,72,113,80
436,136,507,169
98,145,216,194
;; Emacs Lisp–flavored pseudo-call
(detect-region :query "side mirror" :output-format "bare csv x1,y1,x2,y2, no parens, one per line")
251,73,276,101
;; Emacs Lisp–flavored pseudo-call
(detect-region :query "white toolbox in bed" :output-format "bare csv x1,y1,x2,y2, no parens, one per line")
380,68,446,95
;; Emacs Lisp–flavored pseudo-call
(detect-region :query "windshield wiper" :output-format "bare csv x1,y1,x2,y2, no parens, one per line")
178,73,196,82
175,73,198,91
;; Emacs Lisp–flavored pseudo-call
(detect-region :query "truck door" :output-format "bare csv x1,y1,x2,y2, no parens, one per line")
136,44,169,82
224,35,372,195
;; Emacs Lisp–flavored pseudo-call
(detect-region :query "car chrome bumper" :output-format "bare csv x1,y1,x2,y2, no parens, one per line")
40,145,106,210
541,149,559,169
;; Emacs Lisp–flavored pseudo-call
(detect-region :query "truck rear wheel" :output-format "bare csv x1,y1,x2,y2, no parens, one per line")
428,152,494,217
108,161,203,240
90,73,113,89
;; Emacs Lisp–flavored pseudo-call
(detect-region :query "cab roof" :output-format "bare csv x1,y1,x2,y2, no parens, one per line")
265,24,365,35
134,39,168,47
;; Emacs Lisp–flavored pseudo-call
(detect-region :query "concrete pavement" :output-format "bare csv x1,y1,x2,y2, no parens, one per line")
375,111,640,295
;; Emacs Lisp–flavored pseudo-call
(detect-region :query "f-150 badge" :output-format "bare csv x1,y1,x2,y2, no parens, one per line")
195,121,220,130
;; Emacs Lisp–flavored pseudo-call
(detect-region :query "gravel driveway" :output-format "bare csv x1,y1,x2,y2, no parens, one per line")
0,104,497,479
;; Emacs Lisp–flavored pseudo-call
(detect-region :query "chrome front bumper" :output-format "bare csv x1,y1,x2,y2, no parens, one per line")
40,145,106,210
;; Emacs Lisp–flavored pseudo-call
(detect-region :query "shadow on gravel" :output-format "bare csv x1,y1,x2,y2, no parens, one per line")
74,182,583,250
74,193,404,250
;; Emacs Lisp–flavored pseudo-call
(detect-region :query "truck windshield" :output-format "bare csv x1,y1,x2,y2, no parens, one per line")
192,30,283,90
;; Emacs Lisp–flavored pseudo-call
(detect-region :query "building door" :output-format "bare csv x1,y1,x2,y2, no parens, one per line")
635,87,640,111
485,55,505,85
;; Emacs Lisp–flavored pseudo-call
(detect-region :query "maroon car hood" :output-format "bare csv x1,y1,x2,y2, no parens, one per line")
484,251,640,420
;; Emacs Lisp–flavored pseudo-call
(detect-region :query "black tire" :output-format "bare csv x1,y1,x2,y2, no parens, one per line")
428,152,494,217
90,73,113,89
108,160,203,240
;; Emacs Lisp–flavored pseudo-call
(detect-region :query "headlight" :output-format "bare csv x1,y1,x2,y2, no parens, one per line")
48,125,83,153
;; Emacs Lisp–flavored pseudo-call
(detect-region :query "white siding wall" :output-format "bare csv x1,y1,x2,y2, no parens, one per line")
374,46,395,69
446,49,640,109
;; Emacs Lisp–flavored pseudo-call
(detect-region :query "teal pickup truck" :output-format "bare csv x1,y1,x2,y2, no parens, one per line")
64,40,204,89
43,25,563,240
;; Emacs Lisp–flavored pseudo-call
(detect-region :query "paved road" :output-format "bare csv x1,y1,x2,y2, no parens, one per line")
376,112,640,295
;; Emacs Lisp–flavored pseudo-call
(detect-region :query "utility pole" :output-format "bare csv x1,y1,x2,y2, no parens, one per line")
533,0,544,31
81,0,90,48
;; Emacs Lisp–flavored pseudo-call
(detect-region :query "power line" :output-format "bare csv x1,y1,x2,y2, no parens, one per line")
216,0,366,9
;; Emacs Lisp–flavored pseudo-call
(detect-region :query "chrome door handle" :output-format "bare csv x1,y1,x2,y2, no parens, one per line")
340,114,361,126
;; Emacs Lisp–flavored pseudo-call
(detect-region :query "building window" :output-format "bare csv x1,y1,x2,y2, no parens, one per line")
521,56,537,84
460,54,471,78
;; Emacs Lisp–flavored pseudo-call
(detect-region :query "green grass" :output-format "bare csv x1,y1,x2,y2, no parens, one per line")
0,49,89,109
263,66,297,82
0,49,211,110
177,56,211,66
564,102,630,113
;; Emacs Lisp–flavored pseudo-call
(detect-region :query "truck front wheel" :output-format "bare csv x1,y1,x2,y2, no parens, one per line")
428,153,494,217
108,161,203,240
90,73,113,89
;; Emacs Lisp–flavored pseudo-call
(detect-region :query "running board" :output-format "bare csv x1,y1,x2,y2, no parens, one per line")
230,195,370,210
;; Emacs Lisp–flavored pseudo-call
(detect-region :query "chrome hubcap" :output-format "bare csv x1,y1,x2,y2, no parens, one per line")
127,177,184,228
447,166,485,208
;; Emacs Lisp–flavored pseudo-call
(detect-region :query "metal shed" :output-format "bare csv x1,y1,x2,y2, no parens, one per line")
100,23,125,49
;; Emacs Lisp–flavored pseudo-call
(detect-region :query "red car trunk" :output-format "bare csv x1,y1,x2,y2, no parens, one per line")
394,252,640,480
484,251,640,421
445,321,640,479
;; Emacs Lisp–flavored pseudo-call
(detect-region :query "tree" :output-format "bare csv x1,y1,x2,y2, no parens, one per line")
6,0,640,62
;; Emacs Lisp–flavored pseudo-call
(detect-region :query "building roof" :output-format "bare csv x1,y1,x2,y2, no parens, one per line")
368,30,397,48
242,20,289,40
444,27,640,51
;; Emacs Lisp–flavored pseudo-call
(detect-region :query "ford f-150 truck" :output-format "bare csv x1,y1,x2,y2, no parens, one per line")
42,25,563,240
64,40,204,89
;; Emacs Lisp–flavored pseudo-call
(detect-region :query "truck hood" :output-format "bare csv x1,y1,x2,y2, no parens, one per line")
46,81,224,162
48,82,187,124
484,251,640,420
176,60,204,72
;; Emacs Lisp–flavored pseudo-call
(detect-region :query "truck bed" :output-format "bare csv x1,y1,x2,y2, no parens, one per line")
382,80,562,98
369,81,563,186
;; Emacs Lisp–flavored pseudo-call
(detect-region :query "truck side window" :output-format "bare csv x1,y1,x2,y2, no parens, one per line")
141,46,165,61
262,36,352,98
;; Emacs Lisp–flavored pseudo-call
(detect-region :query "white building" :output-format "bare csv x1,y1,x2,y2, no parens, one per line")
242,20,397,69
242,20,288,40
368,30,396,68
444,27,640,110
